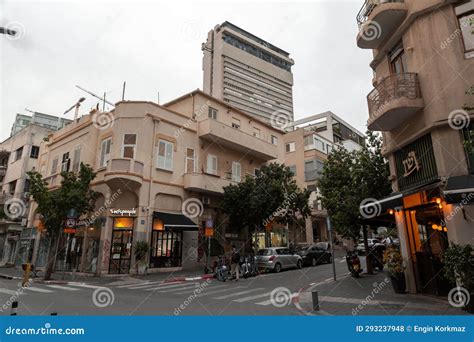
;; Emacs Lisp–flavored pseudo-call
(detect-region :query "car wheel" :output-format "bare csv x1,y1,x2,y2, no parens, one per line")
311,258,317,267
274,262,282,273
297,260,302,269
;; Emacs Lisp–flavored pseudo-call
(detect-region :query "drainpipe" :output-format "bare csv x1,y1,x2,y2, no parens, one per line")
146,117,159,258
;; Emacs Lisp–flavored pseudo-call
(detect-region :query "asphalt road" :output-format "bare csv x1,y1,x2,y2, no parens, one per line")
0,257,350,316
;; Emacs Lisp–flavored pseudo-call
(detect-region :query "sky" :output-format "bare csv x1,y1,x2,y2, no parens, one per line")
0,0,374,140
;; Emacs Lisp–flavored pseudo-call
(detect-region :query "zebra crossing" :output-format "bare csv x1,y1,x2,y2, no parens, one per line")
0,281,106,297
113,280,297,307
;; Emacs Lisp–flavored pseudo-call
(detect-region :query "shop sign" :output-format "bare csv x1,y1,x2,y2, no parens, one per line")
402,151,421,177
64,228,76,234
205,228,214,237
109,208,137,217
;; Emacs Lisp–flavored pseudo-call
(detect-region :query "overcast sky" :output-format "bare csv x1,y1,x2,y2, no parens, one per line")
0,0,373,140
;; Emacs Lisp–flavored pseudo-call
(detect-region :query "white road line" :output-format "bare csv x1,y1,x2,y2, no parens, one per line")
46,285,79,291
0,288,21,296
125,282,164,289
24,286,53,293
173,284,228,296
213,288,264,300
146,283,199,293
255,293,297,306
67,283,104,289
144,282,199,291
232,291,273,303
180,285,245,297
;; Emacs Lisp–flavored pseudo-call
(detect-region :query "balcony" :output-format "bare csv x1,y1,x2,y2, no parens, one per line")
367,73,424,131
356,0,407,49
104,158,145,189
198,119,278,161
183,173,233,195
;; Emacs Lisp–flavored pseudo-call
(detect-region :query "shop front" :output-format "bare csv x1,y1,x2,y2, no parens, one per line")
252,223,288,251
150,212,198,269
108,208,137,274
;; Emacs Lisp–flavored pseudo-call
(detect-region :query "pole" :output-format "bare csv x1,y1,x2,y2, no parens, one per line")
206,235,211,274
326,216,336,281
103,92,106,112
122,82,126,101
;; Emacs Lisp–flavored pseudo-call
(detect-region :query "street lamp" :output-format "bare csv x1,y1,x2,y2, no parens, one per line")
64,97,86,120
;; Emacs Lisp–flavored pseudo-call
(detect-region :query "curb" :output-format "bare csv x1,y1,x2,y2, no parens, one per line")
163,274,215,283
0,273,22,280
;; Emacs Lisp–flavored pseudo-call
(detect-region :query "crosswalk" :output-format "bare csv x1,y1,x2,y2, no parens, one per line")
114,280,297,307
0,281,107,297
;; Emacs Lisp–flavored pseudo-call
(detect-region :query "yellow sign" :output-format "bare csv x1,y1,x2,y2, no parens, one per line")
205,228,214,237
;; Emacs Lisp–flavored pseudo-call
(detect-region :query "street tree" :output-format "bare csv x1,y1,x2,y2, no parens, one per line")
221,163,311,252
27,163,97,280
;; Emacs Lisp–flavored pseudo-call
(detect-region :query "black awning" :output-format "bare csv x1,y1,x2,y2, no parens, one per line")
359,192,403,215
443,175,474,204
152,212,199,231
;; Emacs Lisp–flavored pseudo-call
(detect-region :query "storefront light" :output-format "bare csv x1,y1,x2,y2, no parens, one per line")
443,227,447,232
432,224,438,230
438,204,443,209
153,219,164,231
435,198,442,204
388,209,394,215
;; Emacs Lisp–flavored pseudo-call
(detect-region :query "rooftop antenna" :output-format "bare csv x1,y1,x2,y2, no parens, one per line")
157,91,160,104
75,85,115,109
64,97,86,120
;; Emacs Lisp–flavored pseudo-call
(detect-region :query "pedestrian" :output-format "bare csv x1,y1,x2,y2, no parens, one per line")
230,246,240,281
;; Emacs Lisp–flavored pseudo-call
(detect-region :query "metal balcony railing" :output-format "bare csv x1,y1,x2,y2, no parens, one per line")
367,72,422,119
356,0,405,28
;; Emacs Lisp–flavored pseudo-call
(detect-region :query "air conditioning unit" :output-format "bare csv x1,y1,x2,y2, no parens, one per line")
202,197,211,205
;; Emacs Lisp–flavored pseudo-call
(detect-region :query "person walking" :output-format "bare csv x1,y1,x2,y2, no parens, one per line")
230,246,240,281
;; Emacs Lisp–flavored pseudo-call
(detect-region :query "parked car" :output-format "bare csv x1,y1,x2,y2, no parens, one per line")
355,238,383,255
255,247,303,273
297,243,332,267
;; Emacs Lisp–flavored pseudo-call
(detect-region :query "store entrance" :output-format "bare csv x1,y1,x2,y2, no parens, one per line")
109,217,134,274
404,203,450,296
150,230,182,268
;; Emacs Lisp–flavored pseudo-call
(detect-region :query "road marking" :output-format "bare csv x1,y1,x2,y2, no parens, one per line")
146,283,199,293
213,288,264,300
182,285,245,297
24,286,53,293
0,288,21,296
46,285,79,291
125,282,164,289
144,282,199,291
255,293,297,306
232,291,273,303
67,283,104,289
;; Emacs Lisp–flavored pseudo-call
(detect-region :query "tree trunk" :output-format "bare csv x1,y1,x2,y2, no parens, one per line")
362,225,373,275
43,235,59,280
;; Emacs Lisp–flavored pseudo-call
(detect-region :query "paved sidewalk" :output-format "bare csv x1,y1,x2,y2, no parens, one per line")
295,271,468,316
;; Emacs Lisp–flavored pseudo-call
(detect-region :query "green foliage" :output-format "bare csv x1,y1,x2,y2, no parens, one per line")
133,240,150,262
221,162,311,234
318,131,392,241
442,244,474,289
383,246,405,276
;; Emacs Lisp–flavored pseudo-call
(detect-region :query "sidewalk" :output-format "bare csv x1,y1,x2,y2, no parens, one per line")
295,271,468,316
0,265,214,284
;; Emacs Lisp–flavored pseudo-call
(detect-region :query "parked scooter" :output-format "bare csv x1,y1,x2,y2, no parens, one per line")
369,245,385,271
215,256,230,282
240,255,259,279
346,250,363,278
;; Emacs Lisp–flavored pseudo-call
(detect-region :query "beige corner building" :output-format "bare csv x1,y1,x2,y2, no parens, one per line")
356,0,474,295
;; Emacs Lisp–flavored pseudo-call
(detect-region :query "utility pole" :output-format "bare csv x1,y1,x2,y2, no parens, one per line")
326,216,336,281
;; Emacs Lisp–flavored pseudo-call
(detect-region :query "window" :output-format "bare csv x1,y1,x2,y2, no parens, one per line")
271,135,278,145
232,117,241,129
185,148,196,173
314,138,325,153
122,134,136,159
253,127,261,139
389,42,407,74
61,152,70,172
327,145,333,154
51,156,59,174
208,107,218,120
13,147,23,162
9,180,17,194
456,2,474,55
232,162,241,182
304,158,325,181
99,138,111,168
157,140,174,171
288,165,296,176
72,146,81,172
285,142,296,153
23,179,30,193
30,146,39,159
206,154,217,175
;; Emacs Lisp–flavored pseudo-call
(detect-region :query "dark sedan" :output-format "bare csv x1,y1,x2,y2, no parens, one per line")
297,243,332,267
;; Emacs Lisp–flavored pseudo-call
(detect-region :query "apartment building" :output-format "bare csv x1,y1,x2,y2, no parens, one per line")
283,112,365,245
11,112,72,136
202,21,295,125
29,89,284,275
0,124,54,266
356,0,474,295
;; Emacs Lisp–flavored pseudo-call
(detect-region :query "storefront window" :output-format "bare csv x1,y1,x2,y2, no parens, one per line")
109,217,134,274
150,228,182,268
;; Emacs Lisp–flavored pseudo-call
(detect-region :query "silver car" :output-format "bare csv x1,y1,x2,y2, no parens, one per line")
255,247,303,273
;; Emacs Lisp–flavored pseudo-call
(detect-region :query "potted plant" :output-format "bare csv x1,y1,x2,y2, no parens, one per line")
133,241,150,275
442,244,474,313
384,246,406,294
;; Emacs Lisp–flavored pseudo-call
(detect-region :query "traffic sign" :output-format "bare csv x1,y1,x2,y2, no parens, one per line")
65,218,76,228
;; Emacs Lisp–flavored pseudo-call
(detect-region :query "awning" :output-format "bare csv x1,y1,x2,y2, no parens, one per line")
359,193,403,213
152,212,199,231
443,175,474,204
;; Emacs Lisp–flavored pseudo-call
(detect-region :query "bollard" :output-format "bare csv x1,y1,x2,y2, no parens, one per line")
10,301,18,316
312,291,319,311
50,312,58,316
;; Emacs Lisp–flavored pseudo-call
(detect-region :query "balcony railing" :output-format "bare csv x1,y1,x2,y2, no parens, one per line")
356,0,404,28
368,72,422,119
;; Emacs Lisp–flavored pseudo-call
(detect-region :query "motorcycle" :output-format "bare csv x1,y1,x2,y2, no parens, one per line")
215,256,230,282
240,255,259,279
368,245,385,272
346,250,363,278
